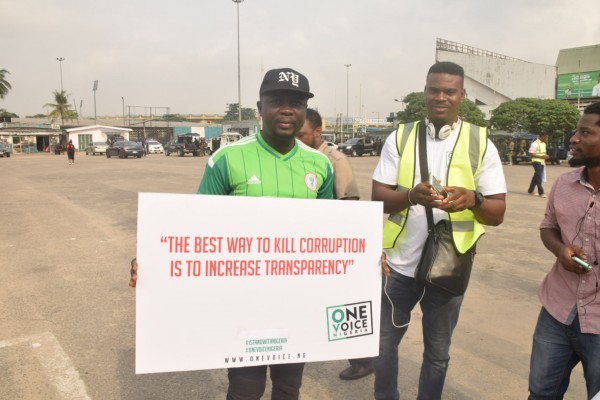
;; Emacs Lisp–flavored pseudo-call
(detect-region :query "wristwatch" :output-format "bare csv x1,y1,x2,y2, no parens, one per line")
469,191,484,210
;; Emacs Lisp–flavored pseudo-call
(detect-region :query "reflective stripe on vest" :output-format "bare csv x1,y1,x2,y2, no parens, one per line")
382,121,487,253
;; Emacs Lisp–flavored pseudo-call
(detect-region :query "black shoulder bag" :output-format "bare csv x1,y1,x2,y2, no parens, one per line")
414,121,477,296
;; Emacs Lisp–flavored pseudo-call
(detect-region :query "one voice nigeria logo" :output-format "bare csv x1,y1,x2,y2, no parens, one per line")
326,301,373,341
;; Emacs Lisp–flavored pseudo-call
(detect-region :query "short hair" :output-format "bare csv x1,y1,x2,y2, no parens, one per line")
427,61,464,78
305,108,322,129
583,102,600,126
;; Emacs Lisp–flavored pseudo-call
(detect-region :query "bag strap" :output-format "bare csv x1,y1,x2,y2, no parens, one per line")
417,120,435,232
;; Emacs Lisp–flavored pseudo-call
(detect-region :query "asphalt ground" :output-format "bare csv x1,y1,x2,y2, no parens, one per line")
0,151,587,399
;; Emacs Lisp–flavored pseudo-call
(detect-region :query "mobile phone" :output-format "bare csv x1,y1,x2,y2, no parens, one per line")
572,256,591,270
430,176,448,198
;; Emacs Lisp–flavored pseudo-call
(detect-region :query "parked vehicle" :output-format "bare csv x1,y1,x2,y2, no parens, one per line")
219,132,242,146
0,143,11,157
164,133,209,156
85,141,108,156
106,141,143,158
338,137,377,157
145,140,164,154
491,132,537,164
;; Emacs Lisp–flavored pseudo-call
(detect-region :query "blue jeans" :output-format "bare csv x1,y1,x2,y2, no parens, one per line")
227,363,305,400
528,307,600,399
528,162,545,195
374,270,464,400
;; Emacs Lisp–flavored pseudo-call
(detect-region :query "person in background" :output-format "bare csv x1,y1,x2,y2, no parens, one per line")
527,101,600,400
66,140,75,165
528,133,549,198
507,138,515,165
592,74,600,97
131,67,333,400
297,108,374,380
371,61,506,400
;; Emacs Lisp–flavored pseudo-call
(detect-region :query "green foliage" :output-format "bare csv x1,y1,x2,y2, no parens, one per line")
397,92,426,123
0,69,11,99
0,108,19,118
162,114,188,122
44,90,77,124
27,113,47,118
224,103,257,121
490,98,580,139
396,92,487,126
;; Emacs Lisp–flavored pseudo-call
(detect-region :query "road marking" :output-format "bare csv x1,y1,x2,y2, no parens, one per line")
0,332,91,399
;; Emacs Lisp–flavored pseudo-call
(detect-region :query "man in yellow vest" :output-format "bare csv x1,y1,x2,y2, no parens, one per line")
372,61,507,400
528,133,549,198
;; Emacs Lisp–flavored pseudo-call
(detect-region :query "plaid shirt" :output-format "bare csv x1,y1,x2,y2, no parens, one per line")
539,167,600,334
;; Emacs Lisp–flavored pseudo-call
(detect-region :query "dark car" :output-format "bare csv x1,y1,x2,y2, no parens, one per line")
106,140,144,159
164,133,209,157
338,137,377,157
0,143,11,157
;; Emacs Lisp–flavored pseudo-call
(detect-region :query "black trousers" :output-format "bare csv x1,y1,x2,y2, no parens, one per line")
227,363,305,400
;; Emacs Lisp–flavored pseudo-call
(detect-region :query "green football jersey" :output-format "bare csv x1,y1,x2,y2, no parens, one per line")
198,132,334,199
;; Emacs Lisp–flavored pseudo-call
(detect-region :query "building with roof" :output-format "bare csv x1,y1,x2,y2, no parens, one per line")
435,38,556,118
65,125,132,151
555,43,600,111
0,122,62,154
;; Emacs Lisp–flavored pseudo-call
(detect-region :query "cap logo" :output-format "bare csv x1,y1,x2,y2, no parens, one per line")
278,72,299,88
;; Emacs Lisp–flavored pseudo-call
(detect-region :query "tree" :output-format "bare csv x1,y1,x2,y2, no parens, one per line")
44,90,77,124
490,98,580,139
0,109,19,118
0,69,12,99
224,103,257,121
396,91,487,126
162,114,188,122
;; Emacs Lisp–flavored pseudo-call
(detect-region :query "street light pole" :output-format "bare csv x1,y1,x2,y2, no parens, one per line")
344,64,352,141
56,57,65,126
56,57,65,93
232,0,244,122
93,80,98,125
121,97,125,126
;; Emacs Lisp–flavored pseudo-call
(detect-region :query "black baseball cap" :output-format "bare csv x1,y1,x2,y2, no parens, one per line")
259,68,314,98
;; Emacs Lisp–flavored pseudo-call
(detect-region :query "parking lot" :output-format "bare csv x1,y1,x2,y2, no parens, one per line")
0,151,586,399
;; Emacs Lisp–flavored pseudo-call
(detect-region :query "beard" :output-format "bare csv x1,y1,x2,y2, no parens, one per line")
568,155,600,167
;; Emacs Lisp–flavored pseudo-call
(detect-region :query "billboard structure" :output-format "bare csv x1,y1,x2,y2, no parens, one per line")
556,44,600,109
557,70,600,99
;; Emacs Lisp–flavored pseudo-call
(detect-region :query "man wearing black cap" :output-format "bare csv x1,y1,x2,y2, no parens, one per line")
199,68,334,399
130,69,333,397
131,68,333,399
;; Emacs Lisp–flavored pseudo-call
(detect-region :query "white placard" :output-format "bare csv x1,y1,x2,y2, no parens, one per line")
136,193,382,374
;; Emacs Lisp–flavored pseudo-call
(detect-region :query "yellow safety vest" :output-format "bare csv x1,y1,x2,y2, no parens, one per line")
382,121,488,254
531,139,547,163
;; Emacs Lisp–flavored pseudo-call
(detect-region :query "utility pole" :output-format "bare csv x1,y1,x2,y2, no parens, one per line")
232,0,244,122
56,57,65,125
93,80,98,125
344,63,352,142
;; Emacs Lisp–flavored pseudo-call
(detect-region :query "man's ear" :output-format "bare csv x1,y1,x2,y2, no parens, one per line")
315,126,323,138
256,101,263,118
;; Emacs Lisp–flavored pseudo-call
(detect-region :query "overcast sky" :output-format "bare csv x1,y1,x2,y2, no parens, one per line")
2,0,599,120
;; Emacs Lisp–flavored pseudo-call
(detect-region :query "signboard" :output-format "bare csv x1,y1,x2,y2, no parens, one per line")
556,69,600,99
135,193,383,374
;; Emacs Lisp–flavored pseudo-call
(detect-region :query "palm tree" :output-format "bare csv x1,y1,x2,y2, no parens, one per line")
0,69,12,99
44,90,76,125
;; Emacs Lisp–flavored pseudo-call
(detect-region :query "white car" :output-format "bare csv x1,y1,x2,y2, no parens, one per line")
145,140,164,154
